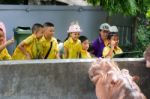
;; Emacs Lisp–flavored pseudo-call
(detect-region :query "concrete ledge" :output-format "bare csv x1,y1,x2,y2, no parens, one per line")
0,58,149,99
0,58,145,65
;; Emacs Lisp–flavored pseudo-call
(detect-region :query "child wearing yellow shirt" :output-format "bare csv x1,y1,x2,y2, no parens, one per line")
79,36,91,58
103,26,123,58
63,22,82,59
0,22,14,60
12,23,44,60
40,22,59,59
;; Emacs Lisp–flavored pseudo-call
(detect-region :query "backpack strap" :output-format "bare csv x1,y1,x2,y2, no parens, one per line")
79,52,82,58
44,42,53,59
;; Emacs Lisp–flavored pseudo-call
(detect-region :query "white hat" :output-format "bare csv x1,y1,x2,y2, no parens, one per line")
67,22,82,33
99,23,110,31
110,26,118,32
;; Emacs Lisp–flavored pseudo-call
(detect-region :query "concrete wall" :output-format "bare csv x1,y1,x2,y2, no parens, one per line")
0,58,149,99
0,5,133,54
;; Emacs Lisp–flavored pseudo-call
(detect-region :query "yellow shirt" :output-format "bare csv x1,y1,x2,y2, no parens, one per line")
80,49,91,59
103,46,123,58
104,39,109,46
0,48,11,60
40,36,59,59
64,37,81,59
12,34,42,60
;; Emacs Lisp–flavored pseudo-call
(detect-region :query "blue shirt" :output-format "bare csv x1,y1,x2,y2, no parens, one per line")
92,36,105,57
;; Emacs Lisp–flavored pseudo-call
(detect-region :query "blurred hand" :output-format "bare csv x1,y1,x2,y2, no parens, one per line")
110,40,116,48
26,53,31,59
6,37,14,45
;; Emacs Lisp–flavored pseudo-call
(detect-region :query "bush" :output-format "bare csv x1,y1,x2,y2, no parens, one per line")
133,25,150,57
121,25,150,57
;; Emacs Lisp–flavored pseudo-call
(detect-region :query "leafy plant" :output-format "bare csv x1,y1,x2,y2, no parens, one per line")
87,0,149,16
134,25,150,56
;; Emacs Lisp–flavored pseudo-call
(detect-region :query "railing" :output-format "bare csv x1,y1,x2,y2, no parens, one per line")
117,25,133,46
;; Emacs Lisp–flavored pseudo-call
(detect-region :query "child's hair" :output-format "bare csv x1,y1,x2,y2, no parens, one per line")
43,22,54,27
107,33,118,40
88,43,94,52
79,36,88,43
57,39,61,44
64,33,70,42
32,23,43,33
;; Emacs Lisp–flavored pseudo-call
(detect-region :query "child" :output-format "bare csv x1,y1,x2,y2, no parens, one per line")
0,22,14,60
12,23,44,60
79,36,91,58
57,39,64,59
102,26,123,58
92,23,110,58
63,22,82,59
40,22,59,59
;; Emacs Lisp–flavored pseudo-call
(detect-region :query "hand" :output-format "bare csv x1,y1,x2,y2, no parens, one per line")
110,40,116,48
132,75,140,81
6,38,14,45
26,53,31,59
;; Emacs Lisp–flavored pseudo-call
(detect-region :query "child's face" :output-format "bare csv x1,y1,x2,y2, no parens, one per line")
82,40,89,51
70,32,80,41
44,27,55,39
100,30,109,40
0,30,4,43
36,27,44,39
110,35,119,47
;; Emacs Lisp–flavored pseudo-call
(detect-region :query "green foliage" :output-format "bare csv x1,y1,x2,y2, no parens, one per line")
135,26,150,49
87,0,149,16
133,25,150,57
121,25,150,57
146,9,150,19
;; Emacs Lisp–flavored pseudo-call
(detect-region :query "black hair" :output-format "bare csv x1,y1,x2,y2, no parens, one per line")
88,43,94,52
57,39,61,43
64,33,70,42
79,36,88,43
32,23,43,33
99,29,102,32
43,22,54,27
107,32,118,40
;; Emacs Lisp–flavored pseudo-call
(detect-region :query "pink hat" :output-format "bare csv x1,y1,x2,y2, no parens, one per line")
67,22,82,33
0,22,6,44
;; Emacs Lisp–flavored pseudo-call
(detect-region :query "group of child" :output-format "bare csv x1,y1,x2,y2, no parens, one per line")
0,21,123,60
92,23,123,58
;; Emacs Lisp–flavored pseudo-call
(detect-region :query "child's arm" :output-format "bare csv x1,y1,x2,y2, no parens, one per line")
63,41,69,59
18,35,34,59
56,52,60,59
4,49,12,60
104,41,116,58
55,41,60,59
0,38,14,52
106,48,114,58
63,47,68,59
18,42,31,59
